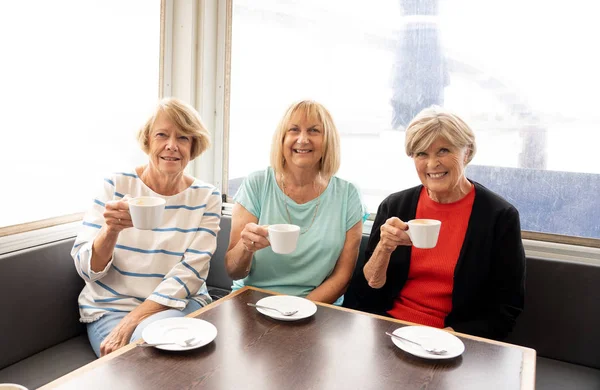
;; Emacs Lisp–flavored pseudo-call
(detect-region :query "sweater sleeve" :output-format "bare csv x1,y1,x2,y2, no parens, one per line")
347,197,401,313
451,206,526,340
147,191,222,309
71,176,117,282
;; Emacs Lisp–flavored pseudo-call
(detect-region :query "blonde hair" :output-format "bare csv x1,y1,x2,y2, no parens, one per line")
405,106,477,164
137,97,211,160
270,100,341,177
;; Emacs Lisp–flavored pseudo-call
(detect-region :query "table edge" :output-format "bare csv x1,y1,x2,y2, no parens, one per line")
38,286,536,390
246,287,537,389
37,341,136,389
38,287,253,389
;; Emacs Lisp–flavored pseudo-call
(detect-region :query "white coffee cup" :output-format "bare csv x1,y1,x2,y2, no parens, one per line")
0,384,28,390
267,224,300,254
406,219,442,249
128,196,166,230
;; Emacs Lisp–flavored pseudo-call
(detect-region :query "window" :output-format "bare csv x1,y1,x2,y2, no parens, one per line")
0,0,161,229
227,0,600,240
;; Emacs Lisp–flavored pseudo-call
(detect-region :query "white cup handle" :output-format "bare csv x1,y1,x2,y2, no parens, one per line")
404,226,415,246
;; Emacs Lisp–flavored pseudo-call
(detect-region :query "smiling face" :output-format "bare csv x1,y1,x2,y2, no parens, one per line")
282,110,324,172
413,136,471,202
147,112,192,175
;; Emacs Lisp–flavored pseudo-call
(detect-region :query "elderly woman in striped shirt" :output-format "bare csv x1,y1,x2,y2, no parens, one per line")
71,98,221,357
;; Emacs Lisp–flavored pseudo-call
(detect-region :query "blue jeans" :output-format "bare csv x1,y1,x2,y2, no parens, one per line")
86,300,202,357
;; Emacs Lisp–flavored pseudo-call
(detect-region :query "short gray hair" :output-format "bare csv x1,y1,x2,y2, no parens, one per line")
404,106,476,164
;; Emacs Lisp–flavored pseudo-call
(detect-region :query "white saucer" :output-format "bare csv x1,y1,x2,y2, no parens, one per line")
390,326,465,359
141,317,217,351
254,295,317,321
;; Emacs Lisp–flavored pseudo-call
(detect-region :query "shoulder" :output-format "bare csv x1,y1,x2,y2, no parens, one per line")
105,170,138,187
329,176,359,192
238,168,273,194
114,170,139,180
381,185,422,208
370,185,421,221
245,167,273,184
471,181,518,215
325,177,364,210
190,178,220,195
233,167,273,206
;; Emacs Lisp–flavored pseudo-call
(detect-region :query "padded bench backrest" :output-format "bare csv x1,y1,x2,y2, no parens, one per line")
506,256,600,369
206,215,234,291
0,216,234,370
3,219,598,372
0,238,85,370
0,216,233,370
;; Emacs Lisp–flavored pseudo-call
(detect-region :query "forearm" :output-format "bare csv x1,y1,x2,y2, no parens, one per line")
306,275,349,304
363,243,393,288
309,221,362,304
225,241,254,280
128,300,169,324
110,301,169,343
91,226,120,272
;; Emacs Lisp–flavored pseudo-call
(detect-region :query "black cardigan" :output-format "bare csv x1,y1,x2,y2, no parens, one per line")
348,181,526,341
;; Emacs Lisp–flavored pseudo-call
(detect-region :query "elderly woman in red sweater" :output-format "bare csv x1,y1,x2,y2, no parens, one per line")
347,106,525,341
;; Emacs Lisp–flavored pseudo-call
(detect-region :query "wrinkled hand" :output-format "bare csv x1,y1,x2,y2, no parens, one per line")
378,217,412,252
104,194,133,234
240,223,269,253
100,317,137,357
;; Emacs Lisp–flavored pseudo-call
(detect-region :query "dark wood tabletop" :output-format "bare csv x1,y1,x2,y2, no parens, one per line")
41,287,536,390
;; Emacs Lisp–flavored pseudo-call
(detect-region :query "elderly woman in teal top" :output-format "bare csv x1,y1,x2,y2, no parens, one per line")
225,100,366,305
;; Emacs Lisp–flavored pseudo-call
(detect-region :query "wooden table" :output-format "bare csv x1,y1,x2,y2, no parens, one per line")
41,287,536,390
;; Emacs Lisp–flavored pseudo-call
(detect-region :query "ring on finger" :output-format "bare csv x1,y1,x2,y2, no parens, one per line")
251,241,255,246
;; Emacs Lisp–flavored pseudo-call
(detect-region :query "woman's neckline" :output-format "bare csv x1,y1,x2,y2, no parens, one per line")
134,166,196,197
270,167,332,206
422,183,475,207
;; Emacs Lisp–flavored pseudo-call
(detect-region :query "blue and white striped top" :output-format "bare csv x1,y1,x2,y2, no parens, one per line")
72,171,222,323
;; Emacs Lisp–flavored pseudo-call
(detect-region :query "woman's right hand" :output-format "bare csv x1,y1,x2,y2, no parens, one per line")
378,217,412,252
103,195,134,234
240,223,269,252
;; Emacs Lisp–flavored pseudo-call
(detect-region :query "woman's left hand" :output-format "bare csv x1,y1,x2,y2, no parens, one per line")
99,301,167,356
99,317,137,357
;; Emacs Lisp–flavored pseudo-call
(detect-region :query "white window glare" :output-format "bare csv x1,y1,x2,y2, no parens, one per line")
228,0,600,239
0,0,161,229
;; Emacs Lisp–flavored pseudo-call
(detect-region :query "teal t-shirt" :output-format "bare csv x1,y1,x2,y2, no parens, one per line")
232,167,366,305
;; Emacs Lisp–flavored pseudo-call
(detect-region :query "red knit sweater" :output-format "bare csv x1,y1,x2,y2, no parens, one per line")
387,186,475,327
